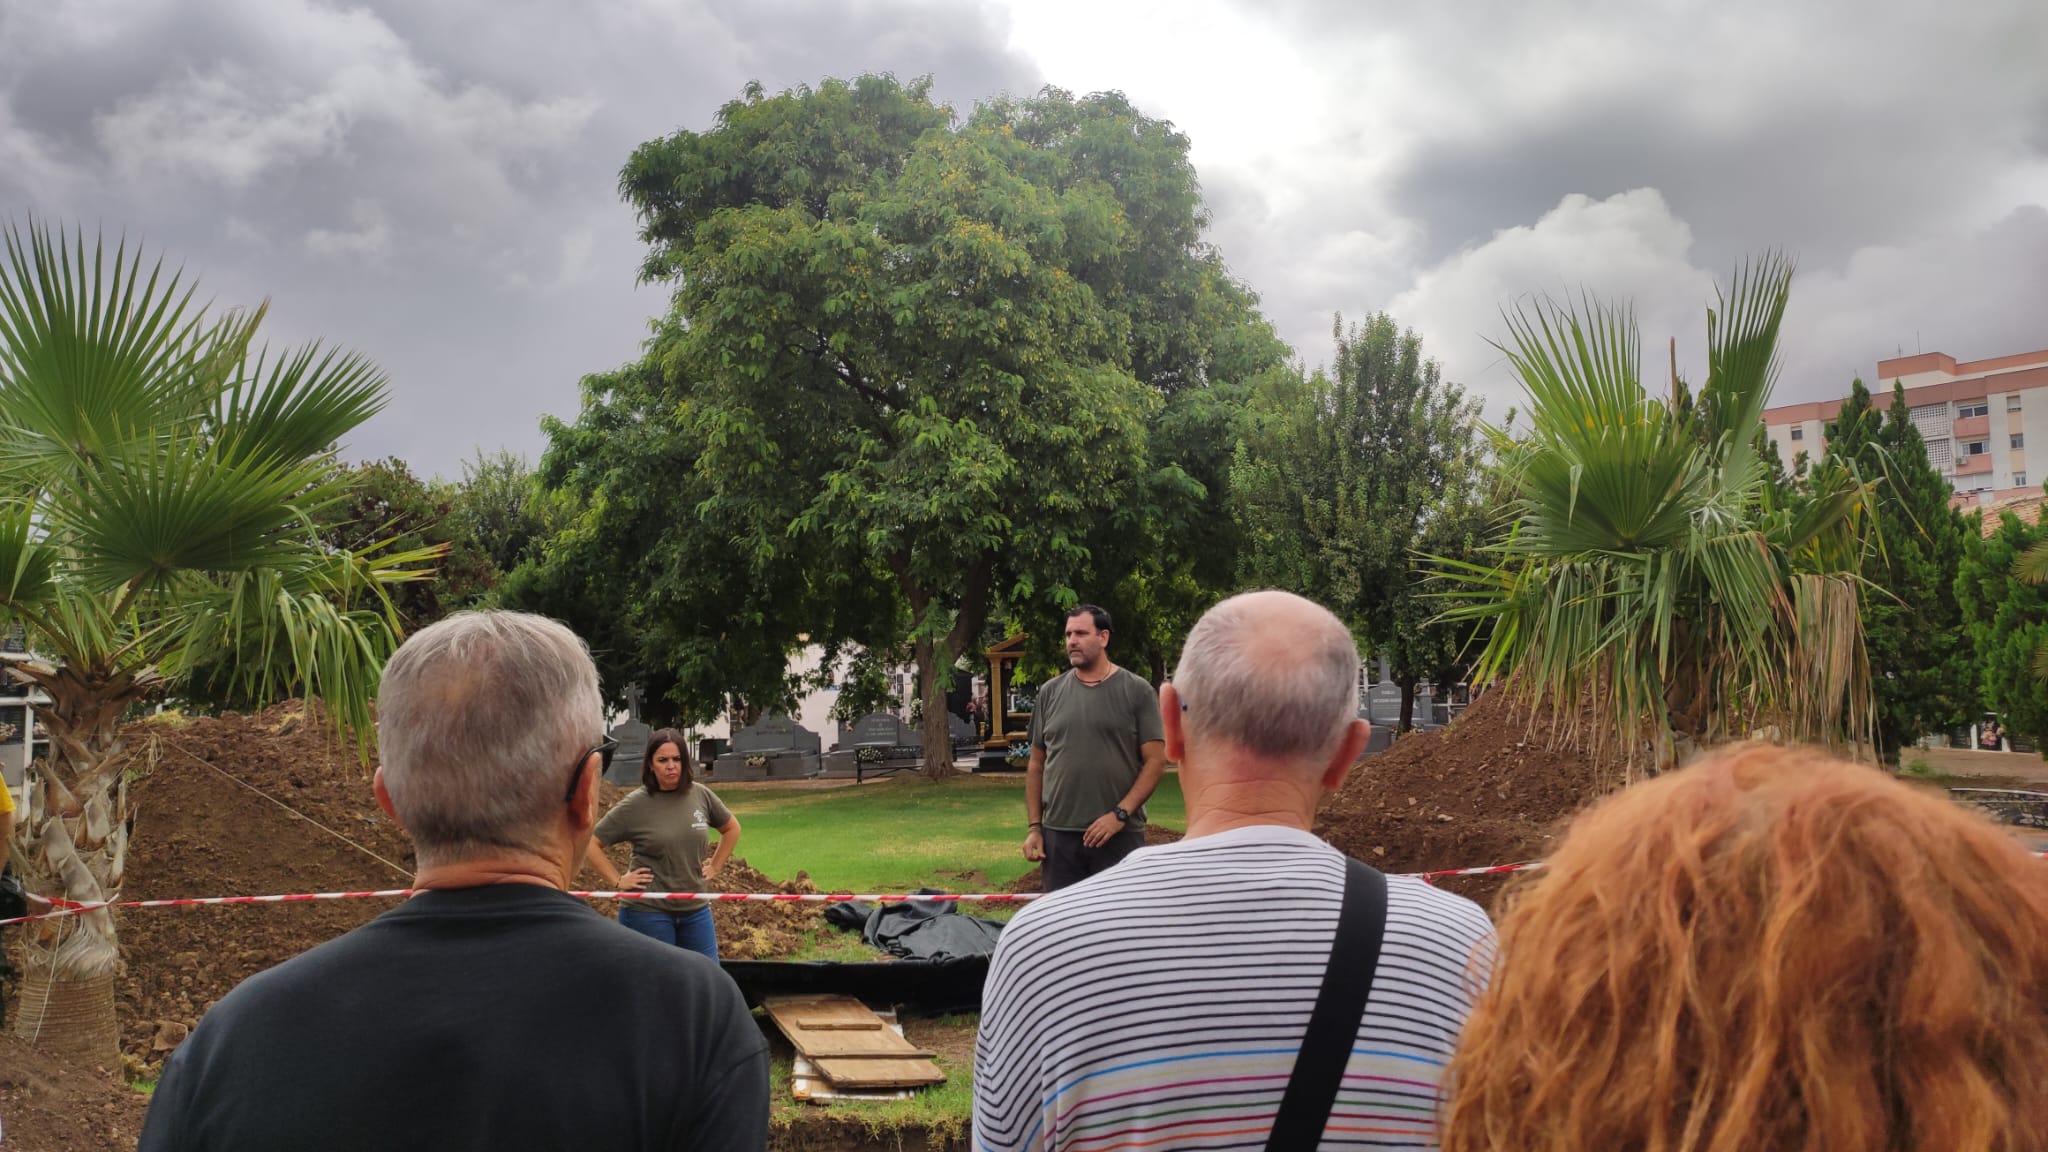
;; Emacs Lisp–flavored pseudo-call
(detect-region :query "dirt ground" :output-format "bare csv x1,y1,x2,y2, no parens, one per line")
0,1033,152,1151
4,701,842,1150
107,703,827,1070
1315,693,1627,908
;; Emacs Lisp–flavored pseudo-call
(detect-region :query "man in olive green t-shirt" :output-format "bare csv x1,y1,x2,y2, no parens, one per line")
1023,605,1167,891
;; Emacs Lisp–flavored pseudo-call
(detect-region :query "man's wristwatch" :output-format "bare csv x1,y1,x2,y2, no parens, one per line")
1113,807,1131,823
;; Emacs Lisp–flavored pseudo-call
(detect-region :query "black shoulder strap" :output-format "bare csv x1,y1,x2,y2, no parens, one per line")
1265,856,1390,1152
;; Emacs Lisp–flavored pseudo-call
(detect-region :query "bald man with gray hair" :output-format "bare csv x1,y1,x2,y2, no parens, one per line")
142,611,769,1152
975,591,1495,1152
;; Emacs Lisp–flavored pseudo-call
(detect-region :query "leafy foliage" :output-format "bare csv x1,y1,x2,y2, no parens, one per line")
1960,508,2048,744
1444,257,1875,770
826,648,906,723
0,221,428,1003
1231,314,1491,728
454,449,556,578
1821,379,1975,757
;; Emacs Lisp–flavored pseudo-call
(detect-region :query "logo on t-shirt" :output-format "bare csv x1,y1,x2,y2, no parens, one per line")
692,807,709,831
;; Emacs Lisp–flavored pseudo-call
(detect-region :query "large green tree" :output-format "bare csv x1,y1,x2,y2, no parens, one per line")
1821,379,1975,758
505,349,896,725
1232,314,1489,729
539,76,1268,770
1960,509,2048,745
0,224,427,1061
1446,258,1876,772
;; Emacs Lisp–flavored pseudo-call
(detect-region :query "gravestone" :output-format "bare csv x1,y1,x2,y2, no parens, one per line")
1360,725,1396,757
948,712,978,751
711,714,822,780
850,712,918,749
822,711,921,779
1364,683,1402,726
604,717,653,784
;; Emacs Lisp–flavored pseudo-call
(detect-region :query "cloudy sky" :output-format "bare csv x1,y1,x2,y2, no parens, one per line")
3,0,2044,475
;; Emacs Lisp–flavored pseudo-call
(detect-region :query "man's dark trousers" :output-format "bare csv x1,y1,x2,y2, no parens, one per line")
1042,824,1145,891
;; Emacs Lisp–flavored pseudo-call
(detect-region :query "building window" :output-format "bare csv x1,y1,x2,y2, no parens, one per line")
1959,402,1990,419
1966,440,1989,456
2016,472,2030,488
2013,433,2026,450
1789,426,1804,441
2009,395,2024,411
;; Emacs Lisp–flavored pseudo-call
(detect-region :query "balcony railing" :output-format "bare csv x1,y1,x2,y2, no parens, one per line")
1956,453,1993,475
1954,414,1990,438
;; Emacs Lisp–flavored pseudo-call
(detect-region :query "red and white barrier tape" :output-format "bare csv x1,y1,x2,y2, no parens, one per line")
21,854,2047,927
0,863,1553,926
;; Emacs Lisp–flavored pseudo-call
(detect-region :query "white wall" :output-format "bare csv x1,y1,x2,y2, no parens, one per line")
1765,418,1825,469
674,644,912,749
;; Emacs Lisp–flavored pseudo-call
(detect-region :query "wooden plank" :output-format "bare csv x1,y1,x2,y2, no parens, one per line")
764,996,934,1059
813,1056,947,1088
792,1031,935,1058
791,1010,922,1103
786,1001,886,1031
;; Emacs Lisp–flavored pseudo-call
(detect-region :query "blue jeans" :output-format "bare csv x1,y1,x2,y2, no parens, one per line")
618,904,720,961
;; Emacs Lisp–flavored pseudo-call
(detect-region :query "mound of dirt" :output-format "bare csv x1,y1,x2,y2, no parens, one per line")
705,860,824,959
117,702,414,1072
1315,693,1623,907
112,703,831,1073
0,1032,151,1151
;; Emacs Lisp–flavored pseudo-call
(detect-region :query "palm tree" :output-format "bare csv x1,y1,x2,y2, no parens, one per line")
1441,256,1875,775
0,222,433,1062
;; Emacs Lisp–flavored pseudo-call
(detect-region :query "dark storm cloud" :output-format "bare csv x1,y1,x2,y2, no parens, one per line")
3,0,2044,462
1206,0,2048,406
0,0,1042,475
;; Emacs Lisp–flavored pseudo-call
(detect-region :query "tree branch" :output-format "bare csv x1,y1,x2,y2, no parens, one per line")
943,552,995,661
832,356,894,411
800,335,897,446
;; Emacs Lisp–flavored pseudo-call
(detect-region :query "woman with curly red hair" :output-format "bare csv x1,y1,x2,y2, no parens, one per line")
1442,743,2048,1151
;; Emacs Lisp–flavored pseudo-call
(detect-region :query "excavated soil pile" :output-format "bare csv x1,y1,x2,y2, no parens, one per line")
118,702,414,1072
0,1033,151,1151
1315,693,1623,908
113,703,821,1074
701,861,824,959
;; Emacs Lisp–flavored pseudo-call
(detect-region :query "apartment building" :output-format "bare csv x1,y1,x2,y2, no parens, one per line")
1763,346,2048,504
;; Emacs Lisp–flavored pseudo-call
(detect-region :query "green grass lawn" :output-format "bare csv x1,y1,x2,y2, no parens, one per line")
714,772,1185,891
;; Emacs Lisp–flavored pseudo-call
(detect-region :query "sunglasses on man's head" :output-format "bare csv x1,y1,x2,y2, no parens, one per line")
564,732,620,803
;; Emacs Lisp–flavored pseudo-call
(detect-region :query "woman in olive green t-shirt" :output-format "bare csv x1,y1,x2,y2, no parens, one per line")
582,729,740,960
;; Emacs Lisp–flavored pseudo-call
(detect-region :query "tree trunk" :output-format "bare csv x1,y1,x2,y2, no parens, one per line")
7,661,159,1066
1397,677,1417,734
895,552,994,780
915,639,954,780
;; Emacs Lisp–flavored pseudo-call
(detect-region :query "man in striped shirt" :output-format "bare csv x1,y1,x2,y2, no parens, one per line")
974,591,1496,1152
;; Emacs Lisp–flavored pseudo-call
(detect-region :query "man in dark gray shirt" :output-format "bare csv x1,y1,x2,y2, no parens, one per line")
1022,605,1167,891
